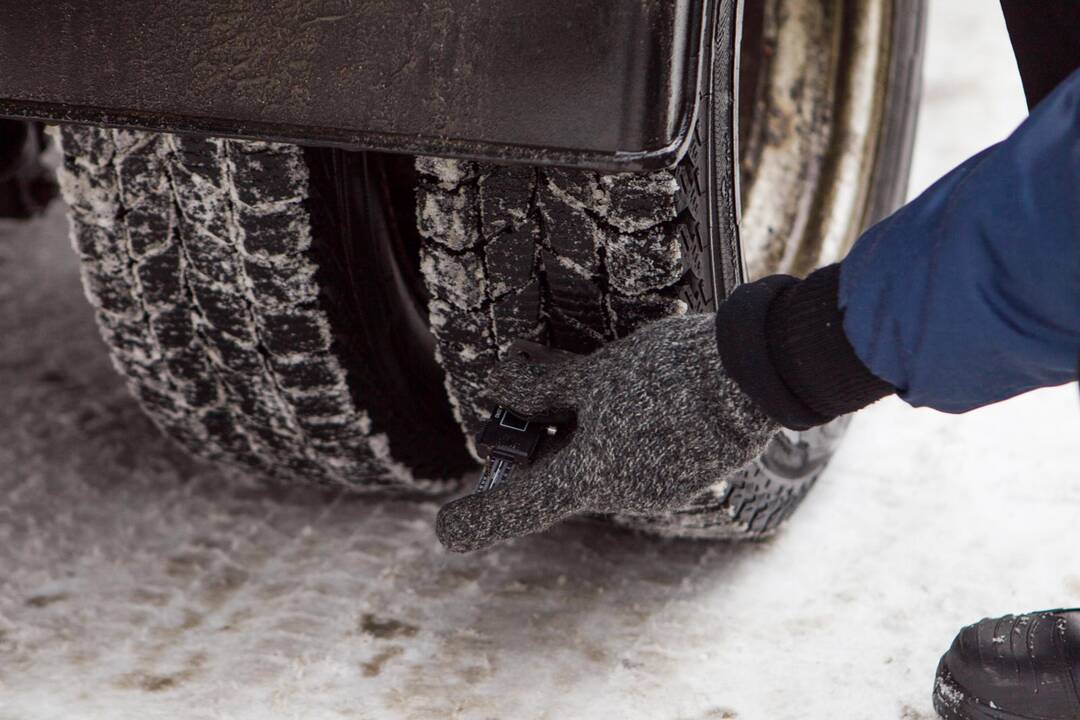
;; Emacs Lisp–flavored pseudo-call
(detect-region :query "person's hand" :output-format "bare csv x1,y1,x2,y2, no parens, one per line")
436,314,778,552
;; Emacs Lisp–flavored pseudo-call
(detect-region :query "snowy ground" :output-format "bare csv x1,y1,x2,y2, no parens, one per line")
1,2,1076,719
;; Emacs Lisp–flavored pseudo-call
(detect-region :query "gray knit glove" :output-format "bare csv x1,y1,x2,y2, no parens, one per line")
436,313,779,553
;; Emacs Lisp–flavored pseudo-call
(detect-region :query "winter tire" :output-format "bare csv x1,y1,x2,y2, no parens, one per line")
57,128,472,491
418,0,926,538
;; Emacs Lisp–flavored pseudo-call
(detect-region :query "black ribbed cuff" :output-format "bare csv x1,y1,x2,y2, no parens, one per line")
716,264,895,430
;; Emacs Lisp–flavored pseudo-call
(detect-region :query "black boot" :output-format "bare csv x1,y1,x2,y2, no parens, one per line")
934,610,1080,719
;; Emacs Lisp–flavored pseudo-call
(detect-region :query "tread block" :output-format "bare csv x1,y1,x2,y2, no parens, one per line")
484,219,539,296
416,184,480,251
297,415,367,445
605,227,684,295
227,142,307,207
80,265,142,318
415,157,478,189
172,185,232,244
68,223,113,263
202,328,264,375
271,356,343,394
541,250,608,339
147,305,196,351
538,184,605,273
170,374,223,418
217,371,285,427
135,244,184,308
609,292,687,338
237,205,311,258
59,126,116,168
601,171,679,233
134,381,183,419
161,343,214,383
427,299,495,355
287,390,356,421
61,168,121,220
191,282,253,341
97,311,154,349
492,279,543,350
123,205,176,259
419,245,486,310
113,153,170,210
259,309,329,356
169,136,226,186
201,408,257,456
545,168,605,213
243,256,318,308
546,307,606,354
183,233,238,284
479,165,534,238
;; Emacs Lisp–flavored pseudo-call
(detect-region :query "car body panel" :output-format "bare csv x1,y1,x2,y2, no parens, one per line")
0,0,712,171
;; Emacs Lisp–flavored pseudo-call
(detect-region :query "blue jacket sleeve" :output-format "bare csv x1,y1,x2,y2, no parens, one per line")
838,67,1080,413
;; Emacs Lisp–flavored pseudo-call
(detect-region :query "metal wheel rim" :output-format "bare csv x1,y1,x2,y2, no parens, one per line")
738,0,895,279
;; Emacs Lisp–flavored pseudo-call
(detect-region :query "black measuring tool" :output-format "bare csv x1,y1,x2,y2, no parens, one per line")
472,341,575,494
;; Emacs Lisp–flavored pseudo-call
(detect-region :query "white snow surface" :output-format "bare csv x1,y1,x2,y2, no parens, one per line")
2,3,1076,719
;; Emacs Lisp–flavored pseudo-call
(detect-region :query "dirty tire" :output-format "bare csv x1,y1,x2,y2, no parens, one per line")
418,0,925,538
57,126,466,492
415,158,693,443
415,150,803,539
418,160,854,536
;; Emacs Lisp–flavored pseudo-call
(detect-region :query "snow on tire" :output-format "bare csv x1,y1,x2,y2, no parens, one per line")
56,126,443,492
414,0,925,539
416,140,824,539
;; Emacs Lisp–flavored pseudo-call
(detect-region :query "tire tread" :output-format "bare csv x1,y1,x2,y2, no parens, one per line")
59,126,441,491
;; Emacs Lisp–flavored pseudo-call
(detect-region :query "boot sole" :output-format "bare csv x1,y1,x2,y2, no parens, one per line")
933,658,1032,720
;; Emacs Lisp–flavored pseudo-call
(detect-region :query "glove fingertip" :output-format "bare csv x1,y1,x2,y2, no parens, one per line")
435,496,495,553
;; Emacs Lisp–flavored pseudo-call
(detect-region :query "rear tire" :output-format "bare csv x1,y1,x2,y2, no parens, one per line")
57,127,472,492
